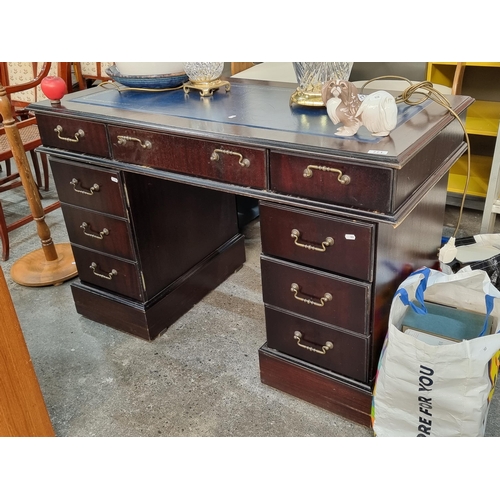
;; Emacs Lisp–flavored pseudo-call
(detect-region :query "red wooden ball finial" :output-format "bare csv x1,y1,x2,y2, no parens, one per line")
41,76,68,104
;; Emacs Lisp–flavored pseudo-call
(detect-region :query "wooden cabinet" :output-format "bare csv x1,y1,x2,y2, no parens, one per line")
427,62,500,203
260,202,373,384
108,125,268,189
258,170,451,425
44,140,245,340
260,203,375,281
30,81,472,427
37,116,110,157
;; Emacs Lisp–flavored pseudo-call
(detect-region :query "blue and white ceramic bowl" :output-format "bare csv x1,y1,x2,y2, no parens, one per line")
105,65,189,89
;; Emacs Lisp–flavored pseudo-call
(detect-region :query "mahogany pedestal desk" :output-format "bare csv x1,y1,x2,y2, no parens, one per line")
30,80,472,427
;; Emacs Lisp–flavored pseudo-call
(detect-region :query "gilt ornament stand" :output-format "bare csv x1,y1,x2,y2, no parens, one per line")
0,84,77,286
183,79,231,97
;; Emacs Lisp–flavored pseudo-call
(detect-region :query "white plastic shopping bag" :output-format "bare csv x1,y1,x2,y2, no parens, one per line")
372,267,500,437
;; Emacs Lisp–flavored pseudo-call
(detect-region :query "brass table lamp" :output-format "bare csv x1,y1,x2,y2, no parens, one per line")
290,62,353,106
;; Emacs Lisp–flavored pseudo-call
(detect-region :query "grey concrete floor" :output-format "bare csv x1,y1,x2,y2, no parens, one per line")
2,163,500,437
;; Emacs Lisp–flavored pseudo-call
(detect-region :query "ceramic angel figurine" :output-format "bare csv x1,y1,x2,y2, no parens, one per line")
321,80,398,137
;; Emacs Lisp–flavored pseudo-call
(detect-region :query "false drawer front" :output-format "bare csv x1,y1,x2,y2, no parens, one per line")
36,115,110,157
59,203,135,261
261,255,371,335
265,306,369,383
260,202,374,281
49,158,127,217
108,125,267,189
71,245,143,301
269,151,393,213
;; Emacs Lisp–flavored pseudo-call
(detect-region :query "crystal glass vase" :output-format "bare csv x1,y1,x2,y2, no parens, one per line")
291,62,353,106
183,62,230,97
184,62,224,83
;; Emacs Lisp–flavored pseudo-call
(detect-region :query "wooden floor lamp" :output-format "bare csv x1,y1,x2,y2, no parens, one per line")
0,66,77,286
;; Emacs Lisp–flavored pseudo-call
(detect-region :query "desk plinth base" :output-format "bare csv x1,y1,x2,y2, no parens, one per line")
71,234,246,341
259,344,373,428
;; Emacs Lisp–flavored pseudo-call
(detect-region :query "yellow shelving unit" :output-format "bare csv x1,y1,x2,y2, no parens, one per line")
447,154,492,197
427,62,500,201
466,101,500,136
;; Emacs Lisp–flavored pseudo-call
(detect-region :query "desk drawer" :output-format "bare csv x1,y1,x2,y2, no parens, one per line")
71,245,143,301
36,115,110,157
109,125,267,189
50,158,127,217
260,202,374,281
60,203,135,261
261,255,371,335
265,306,369,382
269,151,393,213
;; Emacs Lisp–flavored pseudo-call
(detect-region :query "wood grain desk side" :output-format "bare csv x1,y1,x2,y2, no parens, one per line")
0,267,54,436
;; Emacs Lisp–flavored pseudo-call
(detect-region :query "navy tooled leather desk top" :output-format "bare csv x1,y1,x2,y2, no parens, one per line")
70,82,425,144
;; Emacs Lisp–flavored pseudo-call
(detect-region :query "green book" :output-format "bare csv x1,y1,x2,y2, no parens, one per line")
401,301,493,342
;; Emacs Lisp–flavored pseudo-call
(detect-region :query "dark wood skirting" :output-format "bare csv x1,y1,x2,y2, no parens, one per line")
259,344,374,428
71,234,246,340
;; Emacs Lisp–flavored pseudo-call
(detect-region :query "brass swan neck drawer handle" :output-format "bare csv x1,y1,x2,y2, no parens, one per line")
303,164,350,185
210,148,250,167
290,283,332,307
90,262,117,280
291,229,334,252
293,331,333,355
54,125,85,143
80,222,109,240
117,135,152,149
70,178,100,195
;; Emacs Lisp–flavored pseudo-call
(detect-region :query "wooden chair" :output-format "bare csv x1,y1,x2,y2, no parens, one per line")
1,62,72,189
73,62,114,89
0,62,66,261
4,62,72,117
1,116,50,191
